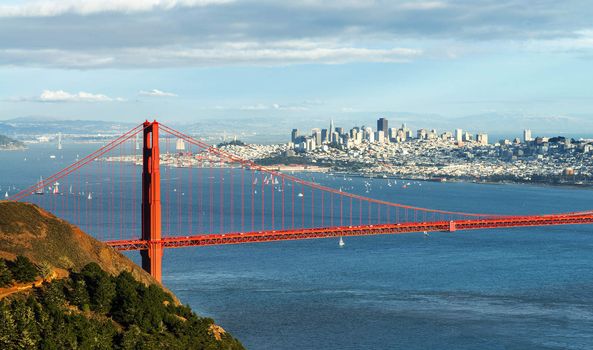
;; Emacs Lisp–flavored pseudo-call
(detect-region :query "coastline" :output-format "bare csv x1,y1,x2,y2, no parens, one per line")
267,164,593,190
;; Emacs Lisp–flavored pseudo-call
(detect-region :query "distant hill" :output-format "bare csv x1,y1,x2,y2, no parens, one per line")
0,134,25,150
0,117,136,136
0,201,245,349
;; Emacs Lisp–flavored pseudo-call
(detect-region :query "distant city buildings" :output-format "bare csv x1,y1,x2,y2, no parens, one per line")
289,117,495,152
377,118,388,139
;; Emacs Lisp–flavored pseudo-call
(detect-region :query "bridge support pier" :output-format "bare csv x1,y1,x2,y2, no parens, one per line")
141,120,163,283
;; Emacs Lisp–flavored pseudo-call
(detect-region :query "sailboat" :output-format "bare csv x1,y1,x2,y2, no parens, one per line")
4,191,8,199
52,182,60,194
339,236,345,247
35,176,44,195
87,192,93,200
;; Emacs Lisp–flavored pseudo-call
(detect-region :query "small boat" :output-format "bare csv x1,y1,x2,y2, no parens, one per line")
49,155,56,159
339,236,345,247
297,193,304,197
423,231,429,238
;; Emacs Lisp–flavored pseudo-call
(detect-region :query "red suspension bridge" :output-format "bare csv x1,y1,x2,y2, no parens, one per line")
7,121,593,282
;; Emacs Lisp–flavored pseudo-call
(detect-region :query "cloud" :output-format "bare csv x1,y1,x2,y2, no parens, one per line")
139,89,178,97
0,1,592,68
35,90,125,102
0,0,232,18
0,42,421,68
209,102,313,111
399,1,448,10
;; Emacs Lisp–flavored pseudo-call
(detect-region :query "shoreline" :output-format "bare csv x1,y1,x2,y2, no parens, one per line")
267,164,593,190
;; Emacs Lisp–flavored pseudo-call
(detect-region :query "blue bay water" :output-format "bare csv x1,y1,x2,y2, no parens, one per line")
2,144,593,349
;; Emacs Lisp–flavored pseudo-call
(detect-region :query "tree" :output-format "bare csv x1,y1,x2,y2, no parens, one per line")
66,278,91,311
79,263,116,313
111,272,141,326
0,301,18,348
0,259,12,287
8,255,37,283
37,261,53,280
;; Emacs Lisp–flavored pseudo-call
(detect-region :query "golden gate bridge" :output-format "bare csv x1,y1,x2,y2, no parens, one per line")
8,121,593,282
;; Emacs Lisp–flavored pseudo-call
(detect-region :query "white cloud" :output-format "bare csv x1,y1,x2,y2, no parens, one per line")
139,89,178,97
239,103,309,111
0,41,422,68
0,0,232,18
524,29,593,52
36,90,124,102
400,1,448,10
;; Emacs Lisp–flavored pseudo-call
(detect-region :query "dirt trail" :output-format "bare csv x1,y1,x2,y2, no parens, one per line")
0,269,67,299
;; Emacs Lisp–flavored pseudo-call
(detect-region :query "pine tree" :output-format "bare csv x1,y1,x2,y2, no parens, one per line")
0,301,18,349
0,259,13,287
8,256,38,283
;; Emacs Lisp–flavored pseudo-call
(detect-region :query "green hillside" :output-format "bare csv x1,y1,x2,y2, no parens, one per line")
0,202,244,350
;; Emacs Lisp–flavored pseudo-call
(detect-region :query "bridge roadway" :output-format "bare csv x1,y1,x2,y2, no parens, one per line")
106,213,593,251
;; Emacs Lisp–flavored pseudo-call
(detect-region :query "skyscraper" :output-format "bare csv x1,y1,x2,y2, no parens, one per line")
523,129,533,143
377,118,388,138
321,129,328,143
291,129,299,143
455,128,463,143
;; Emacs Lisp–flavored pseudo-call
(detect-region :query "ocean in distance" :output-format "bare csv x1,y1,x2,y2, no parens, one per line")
2,143,593,350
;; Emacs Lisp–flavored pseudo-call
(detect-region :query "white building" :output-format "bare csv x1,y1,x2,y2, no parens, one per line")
523,129,533,143
455,129,463,143
476,133,489,145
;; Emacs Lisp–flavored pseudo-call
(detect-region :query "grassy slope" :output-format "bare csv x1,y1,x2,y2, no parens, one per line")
0,201,157,287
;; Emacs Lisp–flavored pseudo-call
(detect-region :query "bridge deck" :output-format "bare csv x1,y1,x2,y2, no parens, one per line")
107,213,593,251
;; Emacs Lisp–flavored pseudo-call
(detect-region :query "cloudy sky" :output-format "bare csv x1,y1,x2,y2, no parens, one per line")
1,0,592,132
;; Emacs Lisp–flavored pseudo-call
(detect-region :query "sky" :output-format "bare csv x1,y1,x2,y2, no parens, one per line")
1,0,593,134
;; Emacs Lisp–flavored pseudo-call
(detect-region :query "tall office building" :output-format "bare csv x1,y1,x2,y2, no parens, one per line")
476,133,489,145
377,118,388,138
291,129,299,143
523,129,533,143
312,128,322,146
321,129,328,143
455,128,463,143
330,119,335,133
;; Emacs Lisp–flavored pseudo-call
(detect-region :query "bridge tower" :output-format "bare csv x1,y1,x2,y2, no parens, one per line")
141,120,163,282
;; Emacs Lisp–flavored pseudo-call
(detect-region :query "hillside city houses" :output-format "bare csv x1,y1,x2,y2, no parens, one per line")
261,117,593,183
